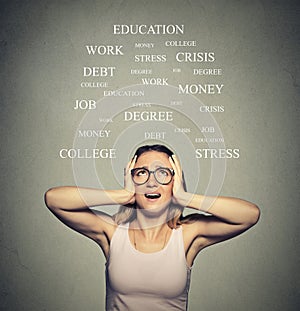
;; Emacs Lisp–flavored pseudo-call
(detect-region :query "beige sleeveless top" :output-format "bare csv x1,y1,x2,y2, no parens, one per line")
105,223,192,310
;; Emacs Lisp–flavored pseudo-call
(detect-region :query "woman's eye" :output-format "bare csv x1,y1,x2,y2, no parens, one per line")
157,169,169,176
136,170,147,176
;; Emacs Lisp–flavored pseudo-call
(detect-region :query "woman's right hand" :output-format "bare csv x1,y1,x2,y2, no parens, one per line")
123,155,137,205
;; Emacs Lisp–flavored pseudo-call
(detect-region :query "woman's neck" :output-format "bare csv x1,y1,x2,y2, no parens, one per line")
133,209,169,232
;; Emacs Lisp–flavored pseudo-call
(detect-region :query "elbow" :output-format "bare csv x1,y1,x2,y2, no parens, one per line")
44,187,59,210
248,204,260,227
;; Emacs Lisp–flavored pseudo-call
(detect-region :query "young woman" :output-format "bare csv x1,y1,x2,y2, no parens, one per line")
44,144,260,311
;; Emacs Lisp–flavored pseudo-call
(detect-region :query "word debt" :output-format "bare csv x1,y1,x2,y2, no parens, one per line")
124,111,173,121
145,132,166,139
83,66,115,77
59,149,116,159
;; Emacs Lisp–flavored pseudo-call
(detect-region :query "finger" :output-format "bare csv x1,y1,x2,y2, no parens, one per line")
170,159,178,179
170,161,182,191
126,155,137,171
172,154,181,170
169,156,176,170
129,155,137,170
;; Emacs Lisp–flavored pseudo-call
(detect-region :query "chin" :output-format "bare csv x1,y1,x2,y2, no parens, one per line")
136,199,171,217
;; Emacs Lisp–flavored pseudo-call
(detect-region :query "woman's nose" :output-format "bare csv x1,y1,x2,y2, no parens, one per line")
146,172,158,186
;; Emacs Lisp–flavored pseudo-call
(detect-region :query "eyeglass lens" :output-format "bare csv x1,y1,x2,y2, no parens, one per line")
132,168,173,185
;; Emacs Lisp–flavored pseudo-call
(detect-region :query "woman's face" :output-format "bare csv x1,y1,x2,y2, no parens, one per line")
133,151,173,215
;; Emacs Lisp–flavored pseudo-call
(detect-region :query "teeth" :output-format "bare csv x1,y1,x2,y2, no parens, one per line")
145,193,161,199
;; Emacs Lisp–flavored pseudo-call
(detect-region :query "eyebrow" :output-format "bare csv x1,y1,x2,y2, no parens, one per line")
134,166,172,170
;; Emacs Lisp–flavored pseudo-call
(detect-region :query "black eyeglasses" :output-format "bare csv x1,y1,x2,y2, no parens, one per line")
131,167,175,185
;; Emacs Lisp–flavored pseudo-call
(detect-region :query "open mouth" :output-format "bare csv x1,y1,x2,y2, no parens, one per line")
144,193,161,199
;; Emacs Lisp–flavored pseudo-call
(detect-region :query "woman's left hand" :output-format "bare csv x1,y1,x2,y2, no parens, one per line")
169,155,191,207
123,155,137,205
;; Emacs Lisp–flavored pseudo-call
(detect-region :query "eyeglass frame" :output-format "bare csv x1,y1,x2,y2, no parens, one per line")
131,167,175,185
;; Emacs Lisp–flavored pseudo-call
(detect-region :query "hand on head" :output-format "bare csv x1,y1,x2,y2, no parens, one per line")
169,155,187,205
124,155,137,204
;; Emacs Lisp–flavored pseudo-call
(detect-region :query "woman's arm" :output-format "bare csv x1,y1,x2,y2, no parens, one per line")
169,155,260,246
44,157,136,245
45,186,134,210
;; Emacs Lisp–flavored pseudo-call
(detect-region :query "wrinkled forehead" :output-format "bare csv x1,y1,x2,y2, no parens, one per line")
134,151,170,168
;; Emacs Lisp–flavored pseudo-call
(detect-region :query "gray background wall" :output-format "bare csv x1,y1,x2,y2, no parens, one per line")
0,0,299,310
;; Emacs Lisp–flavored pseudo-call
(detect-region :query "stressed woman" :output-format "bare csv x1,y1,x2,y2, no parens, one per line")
44,144,260,311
